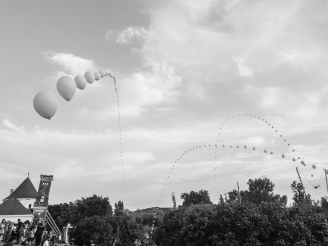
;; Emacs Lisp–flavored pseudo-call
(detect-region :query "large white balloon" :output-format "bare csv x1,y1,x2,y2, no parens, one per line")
94,72,101,81
84,71,95,84
33,91,58,120
56,76,76,101
74,75,87,90
99,70,106,78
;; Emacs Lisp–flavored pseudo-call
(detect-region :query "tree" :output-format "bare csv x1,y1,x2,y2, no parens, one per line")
172,192,177,209
153,201,328,245
290,181,311,207
114,201,124,216
180,190,212,207
225,177,288,206
48,202,78,229
321,196,328,209
69,215,143,246
72,194,113,224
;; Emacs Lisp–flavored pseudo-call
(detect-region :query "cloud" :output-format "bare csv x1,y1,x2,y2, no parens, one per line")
115,26,149,44
3,119,24,132
232,56,254,77
43,50,98,76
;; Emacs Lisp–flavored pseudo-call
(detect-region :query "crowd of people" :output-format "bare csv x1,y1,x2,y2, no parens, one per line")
0,219,58,246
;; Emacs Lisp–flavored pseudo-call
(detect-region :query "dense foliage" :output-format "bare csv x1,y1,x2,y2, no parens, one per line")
48,177,328,245
69,215,143,246
180,189,213,207
153,201,328,245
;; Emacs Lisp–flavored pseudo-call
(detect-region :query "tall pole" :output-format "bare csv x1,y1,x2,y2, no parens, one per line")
296,167,308,200
325,169,328,194
237,182,241,203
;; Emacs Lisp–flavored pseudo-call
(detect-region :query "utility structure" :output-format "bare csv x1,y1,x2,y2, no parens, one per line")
33,174,61,237
295,167,309,201
324,169,328,194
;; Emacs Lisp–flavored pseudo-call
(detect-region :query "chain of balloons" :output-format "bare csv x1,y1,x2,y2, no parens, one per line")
150,114,320,235
32,69,126,198
217,114,315,169
112,76,126,198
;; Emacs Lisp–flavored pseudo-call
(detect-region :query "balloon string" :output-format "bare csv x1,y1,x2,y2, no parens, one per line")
112,76,126,202
0,129,37,167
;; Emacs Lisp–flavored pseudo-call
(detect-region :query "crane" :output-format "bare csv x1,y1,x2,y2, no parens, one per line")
296,167,309,200
325,169,328,193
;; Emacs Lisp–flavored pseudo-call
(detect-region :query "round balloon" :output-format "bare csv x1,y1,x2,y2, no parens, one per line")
56,76,76,101
94,72,101,81
33,91,58,120
74,75,87,90
105,69,111,75
312,165,316,169
99,70,106,77
84,71,95,84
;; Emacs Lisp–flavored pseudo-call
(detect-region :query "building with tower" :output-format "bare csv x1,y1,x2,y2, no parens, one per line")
0,174,61,238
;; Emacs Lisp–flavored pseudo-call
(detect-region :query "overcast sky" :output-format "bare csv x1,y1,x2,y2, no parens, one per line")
0,0,328,211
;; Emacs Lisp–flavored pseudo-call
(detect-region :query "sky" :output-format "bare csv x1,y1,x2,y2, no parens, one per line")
0,0,328,211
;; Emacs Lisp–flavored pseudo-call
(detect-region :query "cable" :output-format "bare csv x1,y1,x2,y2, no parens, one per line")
299,168,315,187
0,129,37,167
317,169,324,186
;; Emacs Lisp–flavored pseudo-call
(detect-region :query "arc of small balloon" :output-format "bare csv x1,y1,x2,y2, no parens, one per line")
218,114,298,159
159,141,313,204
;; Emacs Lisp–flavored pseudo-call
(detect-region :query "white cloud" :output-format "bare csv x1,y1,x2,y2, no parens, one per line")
232,56,254,77
116,26,149,44
3,119,24,132
43,50,98,76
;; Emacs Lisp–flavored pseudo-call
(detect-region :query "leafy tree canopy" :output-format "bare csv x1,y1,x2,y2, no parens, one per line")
180,190,213,207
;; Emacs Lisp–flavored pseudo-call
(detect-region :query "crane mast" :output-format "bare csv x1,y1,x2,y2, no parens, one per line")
296,167,308,200
325,169,328,194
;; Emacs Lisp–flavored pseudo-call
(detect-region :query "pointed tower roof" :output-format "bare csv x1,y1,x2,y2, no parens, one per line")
0,197,32,215
4,177,38,200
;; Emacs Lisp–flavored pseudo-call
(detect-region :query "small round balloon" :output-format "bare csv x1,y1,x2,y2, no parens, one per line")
312,165,316,169
56,76,76,101
94,72,101,81
105,69,111,75
99,70,106,77
84,71,95,84
33,91,58,120
74,75,87,90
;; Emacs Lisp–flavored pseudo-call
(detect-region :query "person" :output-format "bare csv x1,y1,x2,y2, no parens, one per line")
2,236,16,246
6,222,14,243
25,225,35,246
0,219,6,242
42,235,49,246
15,219,24,243
3,220,10,242
34,222,45,246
